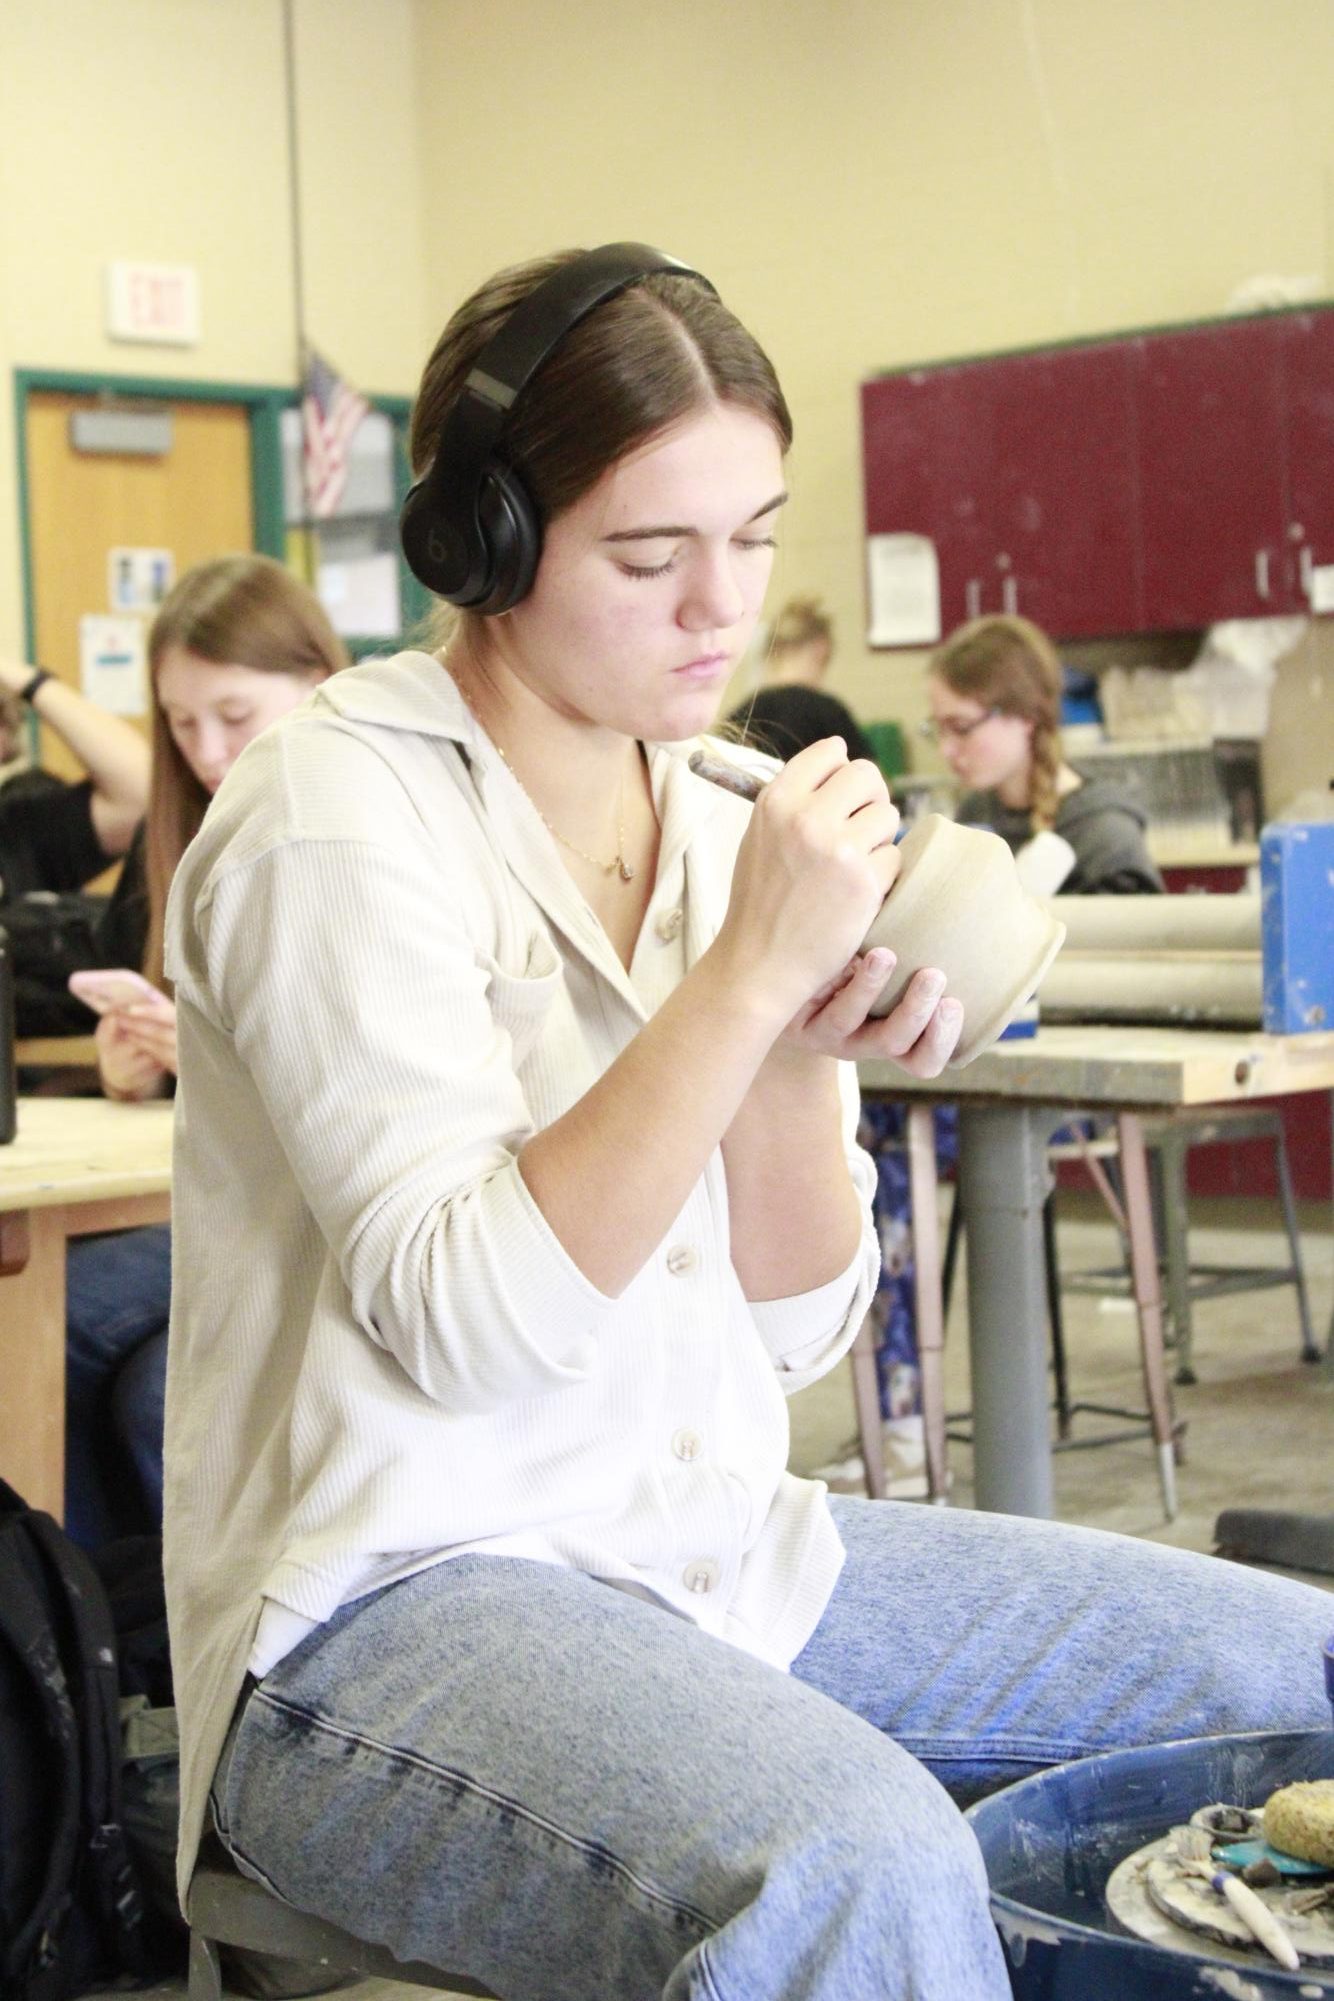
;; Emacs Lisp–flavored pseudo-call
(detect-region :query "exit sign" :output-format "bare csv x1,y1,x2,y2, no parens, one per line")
105,262,201,346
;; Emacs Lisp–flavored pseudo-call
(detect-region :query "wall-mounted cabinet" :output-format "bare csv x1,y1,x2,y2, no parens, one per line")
862,305,1334,643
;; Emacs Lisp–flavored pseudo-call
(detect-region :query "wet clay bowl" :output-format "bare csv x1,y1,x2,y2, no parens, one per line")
860,813,1066,1066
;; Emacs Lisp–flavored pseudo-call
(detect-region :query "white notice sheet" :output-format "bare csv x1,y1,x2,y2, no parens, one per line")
867,533,942,647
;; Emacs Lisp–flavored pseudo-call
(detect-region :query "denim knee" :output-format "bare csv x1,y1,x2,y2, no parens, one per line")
110,1329,168,1526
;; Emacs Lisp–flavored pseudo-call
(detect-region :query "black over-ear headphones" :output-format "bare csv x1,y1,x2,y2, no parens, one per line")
400,242,716,615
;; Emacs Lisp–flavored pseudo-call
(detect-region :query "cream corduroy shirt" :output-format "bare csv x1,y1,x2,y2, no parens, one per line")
163,652,879,1902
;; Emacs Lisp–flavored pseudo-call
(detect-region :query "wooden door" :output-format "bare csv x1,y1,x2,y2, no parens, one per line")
989,340,1141,642
1131,320,1290,629
24,391,253,786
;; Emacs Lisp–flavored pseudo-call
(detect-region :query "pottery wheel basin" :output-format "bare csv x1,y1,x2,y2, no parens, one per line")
965,1728,1334,1998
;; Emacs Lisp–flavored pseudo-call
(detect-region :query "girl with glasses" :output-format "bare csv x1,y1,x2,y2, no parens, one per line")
928,612,1163,896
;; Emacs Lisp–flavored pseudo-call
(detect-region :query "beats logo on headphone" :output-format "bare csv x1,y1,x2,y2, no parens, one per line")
400,242,716,616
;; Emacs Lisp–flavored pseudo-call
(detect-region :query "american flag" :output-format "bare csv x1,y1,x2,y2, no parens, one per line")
301,346,369,519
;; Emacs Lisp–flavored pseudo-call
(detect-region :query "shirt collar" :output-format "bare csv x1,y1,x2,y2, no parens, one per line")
315,652,770,1002
317,651,770,834
313,649,475,742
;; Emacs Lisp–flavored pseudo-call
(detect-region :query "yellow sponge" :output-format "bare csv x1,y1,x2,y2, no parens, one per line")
1262,1780,1334,1868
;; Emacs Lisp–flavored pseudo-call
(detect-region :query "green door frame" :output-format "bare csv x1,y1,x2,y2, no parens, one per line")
12,366,423,665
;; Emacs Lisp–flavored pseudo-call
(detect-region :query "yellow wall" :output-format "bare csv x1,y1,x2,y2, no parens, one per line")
5,0,1334,793
0,0,426,650
414,0,1334,753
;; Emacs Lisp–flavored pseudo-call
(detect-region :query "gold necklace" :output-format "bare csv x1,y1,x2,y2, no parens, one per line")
450,658,636,882
491,734,636,882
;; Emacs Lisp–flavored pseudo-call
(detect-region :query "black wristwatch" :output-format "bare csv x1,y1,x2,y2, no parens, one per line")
18,667,52,704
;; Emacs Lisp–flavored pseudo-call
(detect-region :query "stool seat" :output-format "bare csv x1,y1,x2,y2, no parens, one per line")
187,1834,499,1999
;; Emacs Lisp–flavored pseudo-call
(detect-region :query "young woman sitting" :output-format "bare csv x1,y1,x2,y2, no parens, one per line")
164,247,1330,2001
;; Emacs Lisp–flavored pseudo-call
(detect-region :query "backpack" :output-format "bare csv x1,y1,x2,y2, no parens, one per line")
0,1480,146,2001
0,893,107,1038
87,1535,349,1998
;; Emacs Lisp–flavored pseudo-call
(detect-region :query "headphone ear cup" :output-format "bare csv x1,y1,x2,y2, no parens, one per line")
472,465,542,615
400,470,481,602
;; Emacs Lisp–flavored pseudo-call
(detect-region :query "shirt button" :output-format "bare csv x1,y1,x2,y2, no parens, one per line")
665,1244,697,1275
671,1428,703,1461
654,905,684,943
682,1558,720,1595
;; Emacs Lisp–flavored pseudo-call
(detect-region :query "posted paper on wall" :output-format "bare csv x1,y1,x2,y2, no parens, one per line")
1307,561,1334,615
80,614,147,716
867,533,942,647
108,546,175,613
317,552,401,639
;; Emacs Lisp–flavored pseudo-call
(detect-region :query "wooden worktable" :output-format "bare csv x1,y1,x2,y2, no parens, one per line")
859,1024,1334,1111
14,1035,99,1069
0,1096,173,1518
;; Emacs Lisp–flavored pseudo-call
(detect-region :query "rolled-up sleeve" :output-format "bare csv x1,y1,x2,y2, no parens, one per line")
748,1061,880,1392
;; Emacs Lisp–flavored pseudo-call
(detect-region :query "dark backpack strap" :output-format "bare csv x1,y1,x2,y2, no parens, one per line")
0,1523,85,1986
21,1512,145,1974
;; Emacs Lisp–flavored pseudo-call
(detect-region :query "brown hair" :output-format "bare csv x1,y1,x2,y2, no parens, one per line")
769,596,832,658
410,247,793,643
929,613,1063,831
143,555,349,987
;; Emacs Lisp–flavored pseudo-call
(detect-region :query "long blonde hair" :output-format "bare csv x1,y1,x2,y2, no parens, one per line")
929,613,1064,832
143,555,348,987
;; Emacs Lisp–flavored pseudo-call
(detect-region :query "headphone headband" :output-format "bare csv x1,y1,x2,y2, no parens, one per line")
400,242,717,613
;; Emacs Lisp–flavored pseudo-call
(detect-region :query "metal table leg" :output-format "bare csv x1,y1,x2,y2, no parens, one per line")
848,1313,886,1499
957,1102,1063,1518
1116,1112,1180,1520
907,1102,949,1504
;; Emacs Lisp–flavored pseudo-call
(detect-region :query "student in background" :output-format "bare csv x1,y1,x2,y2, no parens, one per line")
929,612,1163,894
727,595,874,763
64,555,347,1548
163,244,1329,2001
0,656,149,901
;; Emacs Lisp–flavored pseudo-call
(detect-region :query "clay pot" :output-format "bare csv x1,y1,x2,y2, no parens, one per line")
860,813,1066,1067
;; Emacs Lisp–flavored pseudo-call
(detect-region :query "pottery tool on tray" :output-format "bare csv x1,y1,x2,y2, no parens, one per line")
1106,1797,1334,1973
1168,1823,1302,1970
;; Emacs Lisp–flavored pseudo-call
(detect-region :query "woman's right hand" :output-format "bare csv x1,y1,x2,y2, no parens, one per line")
715,739,902,1025
95,1006,173,1101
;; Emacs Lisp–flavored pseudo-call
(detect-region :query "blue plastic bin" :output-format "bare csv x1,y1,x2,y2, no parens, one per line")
1261,819,1334,1033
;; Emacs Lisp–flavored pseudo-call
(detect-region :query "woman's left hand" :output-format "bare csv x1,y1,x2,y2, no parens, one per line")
780,949,962,1077
115,999,179,1076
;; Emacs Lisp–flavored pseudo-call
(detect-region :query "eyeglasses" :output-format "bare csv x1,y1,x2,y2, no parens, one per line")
917,708,1000,745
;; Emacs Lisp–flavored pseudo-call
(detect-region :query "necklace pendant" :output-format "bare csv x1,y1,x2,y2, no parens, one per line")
618,858,636,883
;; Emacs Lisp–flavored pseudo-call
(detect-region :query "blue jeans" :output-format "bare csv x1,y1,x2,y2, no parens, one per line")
210,1497,1333,2001
64,1224,171,1548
